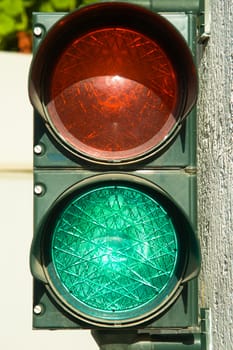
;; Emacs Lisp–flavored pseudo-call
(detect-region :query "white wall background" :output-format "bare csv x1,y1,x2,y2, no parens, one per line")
0,52,98,350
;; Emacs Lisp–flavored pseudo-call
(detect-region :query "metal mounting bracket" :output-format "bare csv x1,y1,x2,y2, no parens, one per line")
92,308,212,350
199,0,211,43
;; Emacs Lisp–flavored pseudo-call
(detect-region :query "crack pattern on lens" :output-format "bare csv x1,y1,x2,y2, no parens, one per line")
47,28,178,161
51,186,178,313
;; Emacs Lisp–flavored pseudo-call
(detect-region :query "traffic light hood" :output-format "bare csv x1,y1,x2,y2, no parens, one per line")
30,173,200,327
29,2,198,165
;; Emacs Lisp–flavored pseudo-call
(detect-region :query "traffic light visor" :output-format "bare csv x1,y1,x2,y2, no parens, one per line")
29,2,198,164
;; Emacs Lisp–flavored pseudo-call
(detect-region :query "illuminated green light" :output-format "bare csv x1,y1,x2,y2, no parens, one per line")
50,185,179,321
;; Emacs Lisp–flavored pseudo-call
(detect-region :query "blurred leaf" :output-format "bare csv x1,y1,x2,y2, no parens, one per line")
38,1,54,12
15,11,28,31
51,0,76,10
81,0,98,6
0,13,15,35
0,0,24,17
22,0,36,7
0,0,99,51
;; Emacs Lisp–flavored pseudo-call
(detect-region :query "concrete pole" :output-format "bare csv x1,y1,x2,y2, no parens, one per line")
198,0,233,349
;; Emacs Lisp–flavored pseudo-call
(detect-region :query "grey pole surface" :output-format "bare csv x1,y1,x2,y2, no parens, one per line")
198,0,233,349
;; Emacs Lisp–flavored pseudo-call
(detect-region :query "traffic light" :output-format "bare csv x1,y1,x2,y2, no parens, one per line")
29,1,209,348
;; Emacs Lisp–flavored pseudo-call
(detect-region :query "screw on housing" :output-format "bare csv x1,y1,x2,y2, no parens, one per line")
33,26,43,37
34,144,43,155
34,184,44,195
33,304,43,315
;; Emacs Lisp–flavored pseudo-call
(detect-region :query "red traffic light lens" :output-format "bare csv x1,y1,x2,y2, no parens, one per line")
29,3,197,164
47,27,178,161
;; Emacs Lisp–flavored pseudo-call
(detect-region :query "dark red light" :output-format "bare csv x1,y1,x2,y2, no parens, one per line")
47,28,178,161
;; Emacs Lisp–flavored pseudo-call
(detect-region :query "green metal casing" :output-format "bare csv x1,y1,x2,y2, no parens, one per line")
30,1,205,347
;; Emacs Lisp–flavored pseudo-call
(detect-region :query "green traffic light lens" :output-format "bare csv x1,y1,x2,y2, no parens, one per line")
46,182,181,325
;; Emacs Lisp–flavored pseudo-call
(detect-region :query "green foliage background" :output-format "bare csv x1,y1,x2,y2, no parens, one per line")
0,0,95,51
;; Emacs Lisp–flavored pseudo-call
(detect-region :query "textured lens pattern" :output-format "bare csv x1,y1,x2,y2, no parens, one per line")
47,28,178,161
51,185,178,316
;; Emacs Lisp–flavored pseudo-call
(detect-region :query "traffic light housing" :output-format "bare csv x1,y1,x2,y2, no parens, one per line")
29,1,209,348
